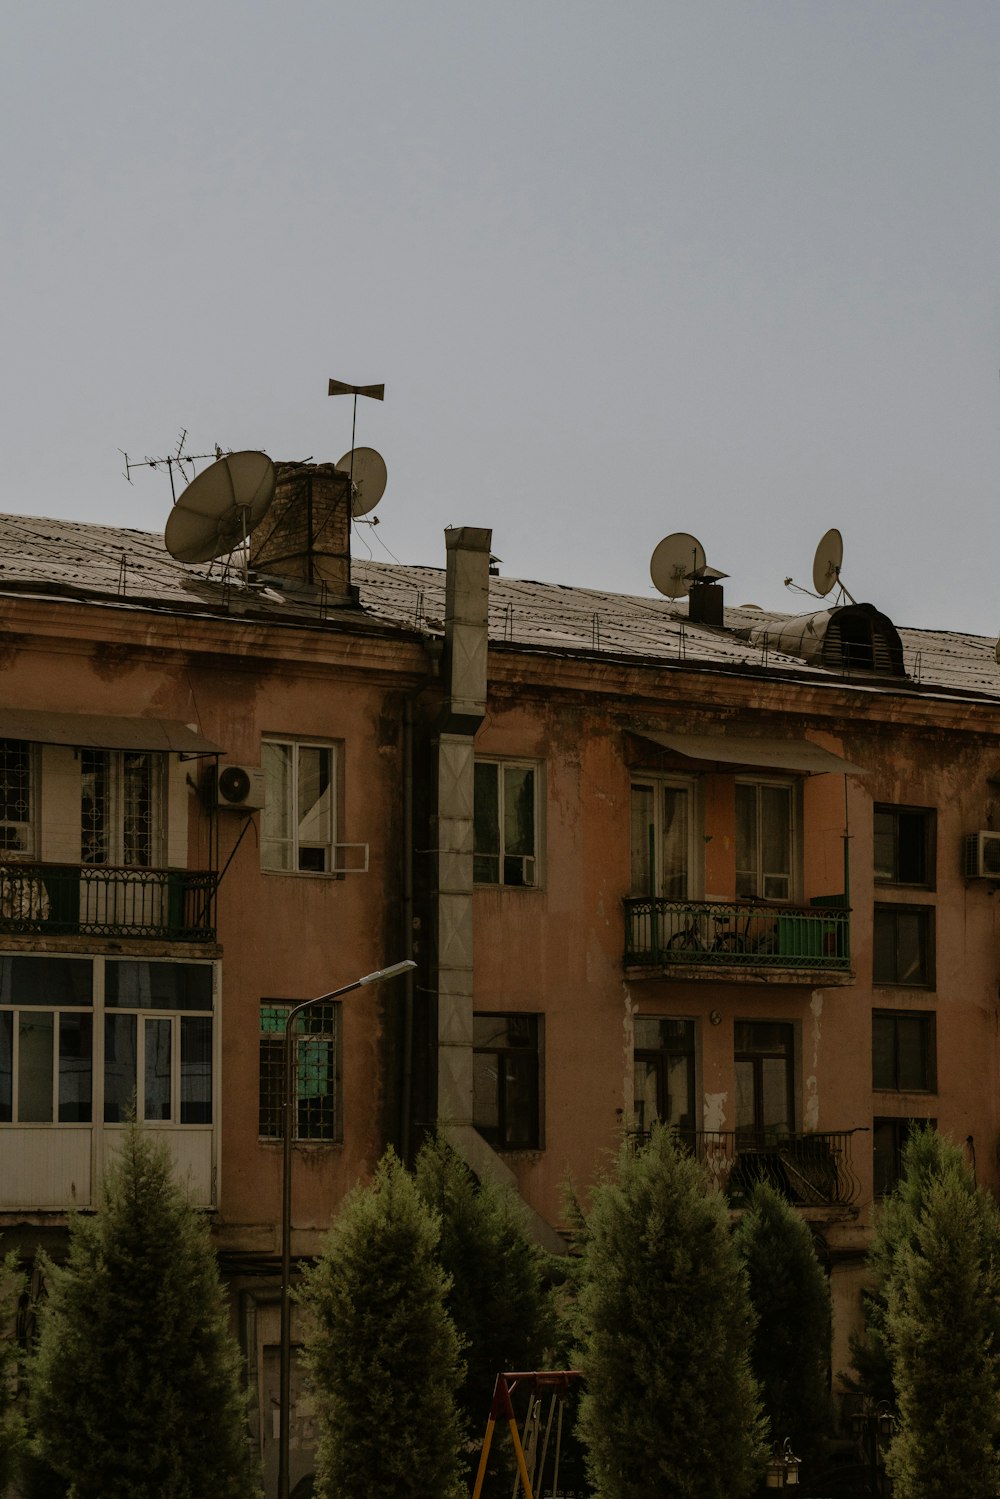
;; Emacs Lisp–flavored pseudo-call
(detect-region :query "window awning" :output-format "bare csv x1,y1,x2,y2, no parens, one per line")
633,730,861,776
0,710,222,755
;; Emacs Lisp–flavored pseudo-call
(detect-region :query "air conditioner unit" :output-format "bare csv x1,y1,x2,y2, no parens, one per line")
964,831,1000,879
214,764,266,812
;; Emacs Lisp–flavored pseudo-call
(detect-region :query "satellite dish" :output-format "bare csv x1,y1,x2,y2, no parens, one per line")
165,451,276,564
812,528,844,597
650,532,707,600
336,447,388,518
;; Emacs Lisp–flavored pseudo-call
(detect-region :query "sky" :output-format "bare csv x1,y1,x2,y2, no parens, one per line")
2,3,999,634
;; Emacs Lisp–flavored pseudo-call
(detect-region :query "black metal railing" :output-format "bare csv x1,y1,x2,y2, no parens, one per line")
629,1127,864,1207
623,897,851,972
0,861,216,941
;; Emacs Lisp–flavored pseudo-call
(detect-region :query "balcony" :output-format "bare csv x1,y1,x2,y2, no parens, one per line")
631,1128,864,1208
0,861,216,942
623,897,851,980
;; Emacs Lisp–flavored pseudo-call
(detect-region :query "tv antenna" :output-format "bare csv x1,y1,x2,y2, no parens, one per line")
649,532,708,599
328,377,386,523
164,451,276,587
120,428,223,503
784,528,856,604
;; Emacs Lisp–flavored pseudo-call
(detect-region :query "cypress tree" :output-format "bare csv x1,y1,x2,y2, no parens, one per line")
414,1136,556,1492
29,1126,259,1499
577,1126,766,1499
733,1181,833,1465
884,1148,1000,1499
300,1148,465,1499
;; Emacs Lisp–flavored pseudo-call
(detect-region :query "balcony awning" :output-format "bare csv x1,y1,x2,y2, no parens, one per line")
0,710,222,755
633,730,861,776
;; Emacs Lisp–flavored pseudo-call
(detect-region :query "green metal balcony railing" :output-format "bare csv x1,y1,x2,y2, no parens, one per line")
629,1128,864,1207
623,896,850,972
0,861,216,942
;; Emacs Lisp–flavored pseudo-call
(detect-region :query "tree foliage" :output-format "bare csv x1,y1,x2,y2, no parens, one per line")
734,1182,833,1463
883,1140,1000,1499
30,1126,259,1499
414,1137,555,1464
300,1148,465,1499
576,1127,766,1499
0,1251,25,1498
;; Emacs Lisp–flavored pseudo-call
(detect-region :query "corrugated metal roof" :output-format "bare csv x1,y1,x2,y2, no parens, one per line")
0,512,997,703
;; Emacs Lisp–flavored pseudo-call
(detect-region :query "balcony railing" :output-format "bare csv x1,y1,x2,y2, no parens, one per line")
0,861,216,942
623,897,850,973
630,1128,864,1207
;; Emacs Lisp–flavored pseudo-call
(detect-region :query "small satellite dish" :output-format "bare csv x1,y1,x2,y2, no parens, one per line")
165,451,276,564
812,528,844,597
336,447,388,518
650,532,707,599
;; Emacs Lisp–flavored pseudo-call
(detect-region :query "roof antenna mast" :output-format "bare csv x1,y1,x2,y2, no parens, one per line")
119,429,222,504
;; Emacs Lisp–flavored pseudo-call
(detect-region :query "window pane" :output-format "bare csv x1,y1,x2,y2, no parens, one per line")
104,1013,137,1122
501,1053,537,1148
633,1058,658,1131
297,746,333,871
261,742,294,870
107,961,212,1011
630,785,654,896
734,1058,755,1133
896,1015,930,1090
297,1037,334,1139
873,810,895,883
81,749,109,865
473,1049,500,1140
474,763,500,883
0,1012,11,1121
122,752,154,868
872,1013,896,1088
664,1053,692,1129
19,1011,53,1121
59,1013,92,1122
660,787,688,899
181,1016,213,1124
259,1034,283,1138
144,1018,172,1121
897,814,929,884
735,784,756,897
760,785,791,899
634,1017,695,1051
0,956,92,1006
760,1058,791,1132
0,740,32,854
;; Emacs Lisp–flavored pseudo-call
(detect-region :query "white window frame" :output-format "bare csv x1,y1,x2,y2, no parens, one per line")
473,758,541,888
80,749,165,868
260,739,338,874
630,775,701,900
735,777,799,902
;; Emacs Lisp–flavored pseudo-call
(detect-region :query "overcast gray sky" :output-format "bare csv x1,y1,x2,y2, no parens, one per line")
3,3,999,634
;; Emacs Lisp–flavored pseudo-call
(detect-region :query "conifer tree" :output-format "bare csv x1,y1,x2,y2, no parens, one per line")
883,1147,1000,1499
300,1148,465,1499
30,1126,259,1499
577,1126,766,1499
847,1125,974,1402
414,1137,556,1491
0,1251,25,1498
734,1182,833,1465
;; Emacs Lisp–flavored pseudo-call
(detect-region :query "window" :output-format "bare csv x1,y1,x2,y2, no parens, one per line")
0,740,34,855
630,780,696,898
873,1116,935,1198
874,805,934,887
473,1013,541,1149
259,1003,340,1142
633,1017,695,1135
736,781,795,900
734,1021,794,1136
261,741,336,873
81,750,163,867
872,1011,935,1092
0,956,213,1126
473,760,537,887
873,906,933,987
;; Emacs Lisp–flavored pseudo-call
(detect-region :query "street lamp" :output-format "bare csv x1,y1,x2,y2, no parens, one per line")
277,960,416,1499
765,1438,802,1488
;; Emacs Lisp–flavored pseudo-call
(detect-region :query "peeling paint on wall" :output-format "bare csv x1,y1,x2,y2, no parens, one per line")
704,1092,727,1131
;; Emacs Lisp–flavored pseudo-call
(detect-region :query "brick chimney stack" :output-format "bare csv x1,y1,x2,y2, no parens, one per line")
249,462,352,595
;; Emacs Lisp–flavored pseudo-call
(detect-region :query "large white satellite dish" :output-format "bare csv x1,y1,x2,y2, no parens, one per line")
650,532,707,600
165,451,276,564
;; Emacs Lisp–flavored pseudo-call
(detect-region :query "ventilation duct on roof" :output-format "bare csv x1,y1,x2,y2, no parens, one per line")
748,603,906,678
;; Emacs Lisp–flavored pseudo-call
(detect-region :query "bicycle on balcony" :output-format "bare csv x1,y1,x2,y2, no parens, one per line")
666,908,749,955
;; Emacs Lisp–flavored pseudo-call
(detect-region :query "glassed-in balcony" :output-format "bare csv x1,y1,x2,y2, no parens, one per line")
623,896,851,978
0,861,216,942
630,1128,864,1208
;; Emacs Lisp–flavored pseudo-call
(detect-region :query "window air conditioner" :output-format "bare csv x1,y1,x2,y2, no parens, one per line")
964,831,1000,879
214,764,267,812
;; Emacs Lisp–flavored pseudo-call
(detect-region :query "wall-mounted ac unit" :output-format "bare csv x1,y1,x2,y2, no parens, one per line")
214,764,266,812
964,831,1000,879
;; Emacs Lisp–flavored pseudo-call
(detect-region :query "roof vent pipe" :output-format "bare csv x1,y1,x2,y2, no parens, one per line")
688,575,725,628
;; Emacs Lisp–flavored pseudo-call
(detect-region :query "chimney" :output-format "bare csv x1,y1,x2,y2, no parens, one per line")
688,570,726,628
441,526,492,732
249,462,352,596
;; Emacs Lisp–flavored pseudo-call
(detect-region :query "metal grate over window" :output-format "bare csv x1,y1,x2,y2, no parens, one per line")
0,740,33,855
259,1003,340,1141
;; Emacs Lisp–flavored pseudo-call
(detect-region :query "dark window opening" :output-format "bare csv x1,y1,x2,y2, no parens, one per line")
473,1013,540,1149
633,1017,695,1136
872,1011,936,1092
874,806,934,888
873,906,933,987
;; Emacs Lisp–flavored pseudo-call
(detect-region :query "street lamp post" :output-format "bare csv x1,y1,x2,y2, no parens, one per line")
277,960,416,1499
